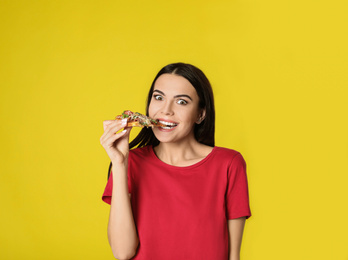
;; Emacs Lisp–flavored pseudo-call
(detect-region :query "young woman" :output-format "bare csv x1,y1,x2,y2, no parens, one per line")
100,63,252,260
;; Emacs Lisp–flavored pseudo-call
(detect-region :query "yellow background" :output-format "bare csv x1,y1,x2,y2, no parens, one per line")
1,0,347,259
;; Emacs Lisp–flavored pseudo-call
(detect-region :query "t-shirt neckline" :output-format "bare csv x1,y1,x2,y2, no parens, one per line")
148,145,217,170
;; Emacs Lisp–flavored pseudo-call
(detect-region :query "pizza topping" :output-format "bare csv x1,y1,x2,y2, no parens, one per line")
116,110,165,128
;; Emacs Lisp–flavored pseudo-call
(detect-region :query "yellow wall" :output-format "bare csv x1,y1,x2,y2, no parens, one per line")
1,1,347,259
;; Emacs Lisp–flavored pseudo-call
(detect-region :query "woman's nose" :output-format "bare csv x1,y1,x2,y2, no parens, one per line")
161,101,174,116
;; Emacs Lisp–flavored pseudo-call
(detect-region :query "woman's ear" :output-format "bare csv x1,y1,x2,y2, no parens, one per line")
196,109,206,124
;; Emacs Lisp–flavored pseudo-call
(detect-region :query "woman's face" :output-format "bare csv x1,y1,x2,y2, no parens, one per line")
148,73,204,144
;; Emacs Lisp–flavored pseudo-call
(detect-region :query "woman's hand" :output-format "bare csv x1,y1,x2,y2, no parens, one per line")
100,118,132,164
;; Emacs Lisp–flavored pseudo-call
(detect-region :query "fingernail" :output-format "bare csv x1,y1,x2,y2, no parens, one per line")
121,130,127,134
121,118,127,125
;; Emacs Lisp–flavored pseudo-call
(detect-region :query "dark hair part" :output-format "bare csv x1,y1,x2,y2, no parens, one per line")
108,62,215,178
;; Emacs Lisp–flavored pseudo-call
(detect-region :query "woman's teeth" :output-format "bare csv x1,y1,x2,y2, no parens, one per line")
159,120,178,129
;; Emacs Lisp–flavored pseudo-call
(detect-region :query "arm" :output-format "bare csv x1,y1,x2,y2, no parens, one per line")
228,217,246,260
100,120,139,259
107,163,139,260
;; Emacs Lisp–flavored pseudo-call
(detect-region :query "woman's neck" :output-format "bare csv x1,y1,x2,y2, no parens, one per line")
153,139,213,167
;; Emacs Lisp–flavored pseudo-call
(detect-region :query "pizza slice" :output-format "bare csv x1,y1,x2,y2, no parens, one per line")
115,110,166,128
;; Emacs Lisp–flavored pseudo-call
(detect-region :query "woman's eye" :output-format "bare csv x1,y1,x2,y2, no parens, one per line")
177,99,188,105
153,95,163,100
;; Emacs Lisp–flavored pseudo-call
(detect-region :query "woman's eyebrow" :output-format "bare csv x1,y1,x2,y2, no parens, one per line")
153,89,165,95
153,89,193,101
174,94,192,101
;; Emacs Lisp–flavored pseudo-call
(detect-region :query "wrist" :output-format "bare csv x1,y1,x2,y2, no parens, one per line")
111,158,128,172
111,154,129,166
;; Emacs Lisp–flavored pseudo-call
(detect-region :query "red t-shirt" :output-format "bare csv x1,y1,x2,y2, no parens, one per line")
102,145,251,260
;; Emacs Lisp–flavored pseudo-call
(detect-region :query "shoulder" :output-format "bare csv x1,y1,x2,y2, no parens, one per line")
213,146,246,166
214,146,242,158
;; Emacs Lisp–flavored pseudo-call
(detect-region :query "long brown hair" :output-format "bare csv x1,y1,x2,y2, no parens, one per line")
107,62,215,178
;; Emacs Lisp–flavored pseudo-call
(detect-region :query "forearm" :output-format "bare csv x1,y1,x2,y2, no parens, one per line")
229,241,241,260
108,163,139,259
230,255,240,260
228,217,246,260
229,249,241,260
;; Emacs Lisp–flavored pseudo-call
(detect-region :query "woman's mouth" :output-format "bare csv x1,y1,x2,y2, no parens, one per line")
158,120,178,130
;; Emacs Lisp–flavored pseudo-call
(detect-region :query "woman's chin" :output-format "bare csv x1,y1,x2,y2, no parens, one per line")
153,134,174,143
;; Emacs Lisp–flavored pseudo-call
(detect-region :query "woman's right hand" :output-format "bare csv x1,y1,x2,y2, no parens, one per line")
100,119,132,164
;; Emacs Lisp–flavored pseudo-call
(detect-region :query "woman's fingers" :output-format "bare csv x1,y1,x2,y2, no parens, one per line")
103,120,114,131
100,119,132,163
102,129,127,147
100,119,129,147
103,119,127,136
103,119,127,131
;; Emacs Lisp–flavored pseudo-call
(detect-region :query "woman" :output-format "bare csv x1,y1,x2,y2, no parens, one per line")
100,62,252,260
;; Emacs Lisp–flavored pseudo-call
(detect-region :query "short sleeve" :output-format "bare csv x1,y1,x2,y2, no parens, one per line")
226,152,252,219
101,169,132,205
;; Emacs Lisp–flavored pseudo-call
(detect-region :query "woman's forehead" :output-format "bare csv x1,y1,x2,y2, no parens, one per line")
154,74,197,95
